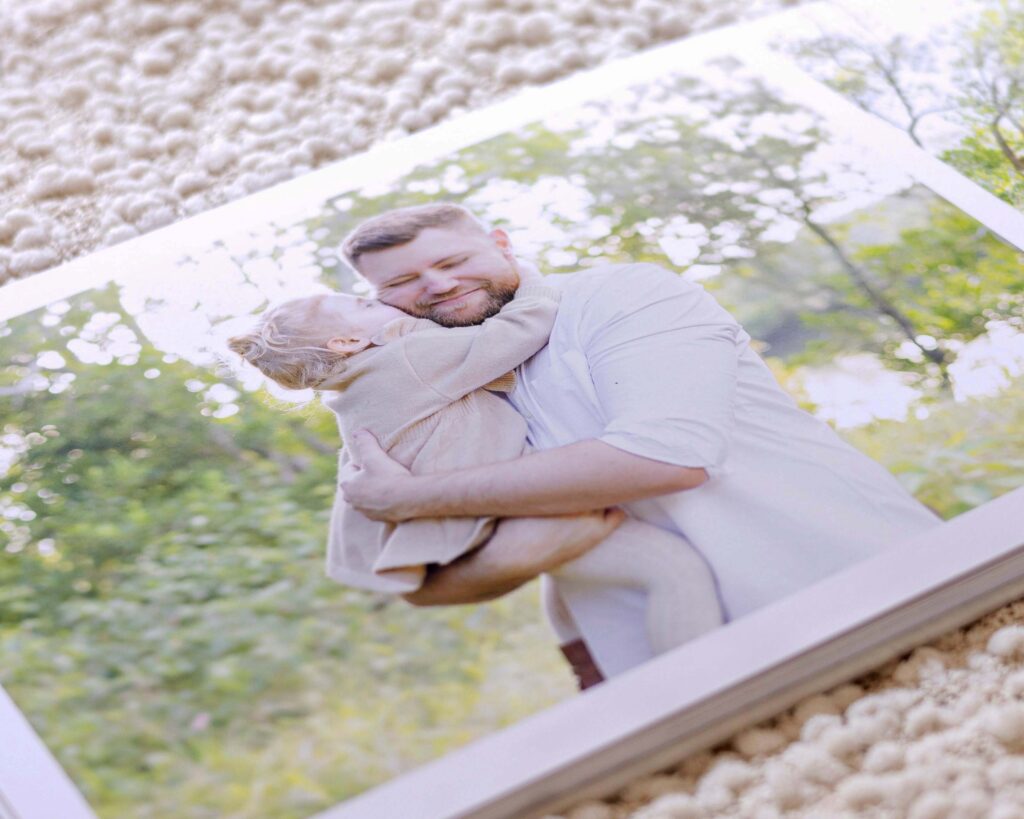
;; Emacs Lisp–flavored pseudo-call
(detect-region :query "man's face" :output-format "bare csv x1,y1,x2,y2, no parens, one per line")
355,224,520,327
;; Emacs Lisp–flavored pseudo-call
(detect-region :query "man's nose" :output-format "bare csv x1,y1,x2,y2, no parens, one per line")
420,267,459,294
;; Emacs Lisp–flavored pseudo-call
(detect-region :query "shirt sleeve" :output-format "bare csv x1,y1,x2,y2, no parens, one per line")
583,264,741,478
403,284,560,401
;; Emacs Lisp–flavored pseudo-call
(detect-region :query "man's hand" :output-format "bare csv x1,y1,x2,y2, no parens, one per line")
339,430,419,521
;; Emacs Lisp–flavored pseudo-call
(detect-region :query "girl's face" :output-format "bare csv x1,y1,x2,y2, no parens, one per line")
314,294,408,353
324,294,407,332
317,292,405,333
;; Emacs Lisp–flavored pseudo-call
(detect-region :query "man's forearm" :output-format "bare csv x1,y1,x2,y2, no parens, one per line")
406,438,707,518
401,508,629,606
401,555,530,606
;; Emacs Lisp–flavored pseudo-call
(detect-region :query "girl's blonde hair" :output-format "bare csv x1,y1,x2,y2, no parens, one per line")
226,294,348,391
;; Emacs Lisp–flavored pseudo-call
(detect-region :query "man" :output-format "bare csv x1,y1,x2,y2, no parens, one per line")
335,201,942,688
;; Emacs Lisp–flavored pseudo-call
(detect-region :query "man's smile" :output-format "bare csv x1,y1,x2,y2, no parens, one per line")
431,288,481,307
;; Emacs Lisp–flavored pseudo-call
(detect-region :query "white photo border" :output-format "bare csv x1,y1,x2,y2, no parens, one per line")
2,4,1024,818
0,685,95,819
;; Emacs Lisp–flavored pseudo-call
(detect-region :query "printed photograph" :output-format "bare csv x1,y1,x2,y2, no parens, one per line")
2,43,1023,819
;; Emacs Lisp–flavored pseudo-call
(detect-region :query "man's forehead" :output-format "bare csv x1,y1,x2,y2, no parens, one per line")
406,224,484,251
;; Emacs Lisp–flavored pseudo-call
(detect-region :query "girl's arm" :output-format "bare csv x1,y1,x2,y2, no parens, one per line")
402,282,560,400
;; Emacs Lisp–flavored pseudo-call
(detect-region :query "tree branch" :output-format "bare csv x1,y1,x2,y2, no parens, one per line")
991,115,1024,176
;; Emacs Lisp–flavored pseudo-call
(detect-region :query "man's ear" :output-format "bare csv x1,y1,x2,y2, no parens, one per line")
326,335,372,355
490,228,513,257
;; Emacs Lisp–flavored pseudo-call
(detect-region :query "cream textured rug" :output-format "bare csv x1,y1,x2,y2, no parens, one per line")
557,607,1024,818
0,0,785,281
4,2,1023,817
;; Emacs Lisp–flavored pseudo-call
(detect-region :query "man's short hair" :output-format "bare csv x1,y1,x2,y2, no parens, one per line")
340,203,487,269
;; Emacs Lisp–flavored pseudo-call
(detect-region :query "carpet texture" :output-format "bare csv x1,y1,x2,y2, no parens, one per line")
556,605,1024,818
0,0,789,282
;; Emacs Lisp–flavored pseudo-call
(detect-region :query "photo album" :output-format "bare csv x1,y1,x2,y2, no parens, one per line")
2,1,1023,817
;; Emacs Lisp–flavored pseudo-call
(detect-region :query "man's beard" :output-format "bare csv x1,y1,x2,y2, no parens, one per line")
411,282,518,327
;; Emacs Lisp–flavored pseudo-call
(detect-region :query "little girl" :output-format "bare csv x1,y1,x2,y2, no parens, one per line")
227,272,724,679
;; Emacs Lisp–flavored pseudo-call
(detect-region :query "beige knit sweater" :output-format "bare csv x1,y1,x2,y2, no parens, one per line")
321,284,562,593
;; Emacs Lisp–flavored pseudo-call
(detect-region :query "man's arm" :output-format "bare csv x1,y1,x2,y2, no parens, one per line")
402,561,528,607
342,432,706,521
422,439,708,516
401,508,627,606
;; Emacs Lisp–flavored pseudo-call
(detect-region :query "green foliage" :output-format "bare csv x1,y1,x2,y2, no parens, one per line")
842,377,1024,517
943,128,1024,209
765,199,1024,390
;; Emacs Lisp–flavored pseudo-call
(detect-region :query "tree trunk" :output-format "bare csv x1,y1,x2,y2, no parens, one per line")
992,116,1024,176
802,218,951,388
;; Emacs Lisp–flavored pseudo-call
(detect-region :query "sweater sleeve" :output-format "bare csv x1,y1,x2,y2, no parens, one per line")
402,284,560,400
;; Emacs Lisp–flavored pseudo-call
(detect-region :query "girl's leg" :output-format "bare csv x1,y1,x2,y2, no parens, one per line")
539,572,581,643
553,519,724,656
